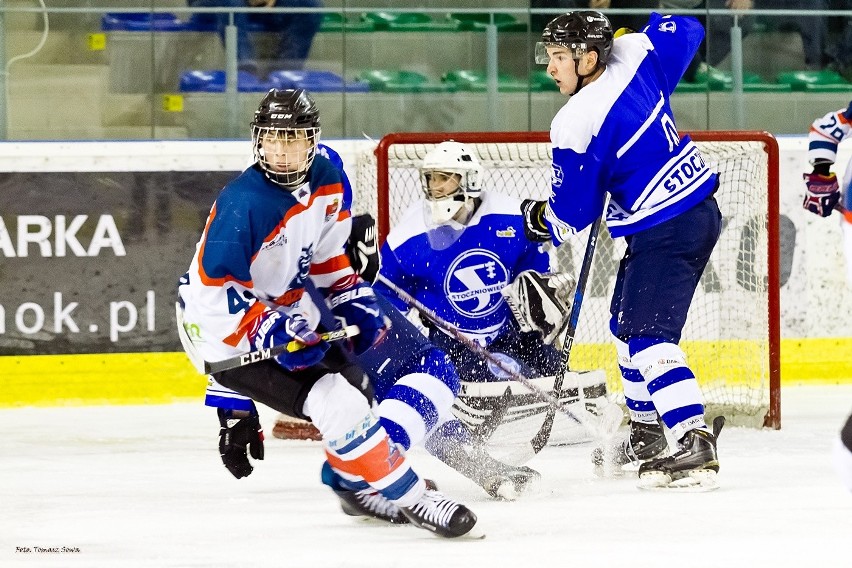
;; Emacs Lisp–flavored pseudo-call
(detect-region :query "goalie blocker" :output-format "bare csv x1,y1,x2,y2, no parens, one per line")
452,368,610,464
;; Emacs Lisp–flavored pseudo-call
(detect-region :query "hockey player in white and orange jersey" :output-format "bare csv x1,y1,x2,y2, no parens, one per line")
802,101,852,491
804,101,852,284
177,88,478,538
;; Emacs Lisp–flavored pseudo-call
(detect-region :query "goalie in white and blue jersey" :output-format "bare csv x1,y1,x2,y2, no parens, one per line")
373,141,611,457
522,11,724,490
374,141,560,379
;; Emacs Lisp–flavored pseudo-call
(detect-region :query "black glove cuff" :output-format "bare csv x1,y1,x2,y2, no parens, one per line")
812,161,832,176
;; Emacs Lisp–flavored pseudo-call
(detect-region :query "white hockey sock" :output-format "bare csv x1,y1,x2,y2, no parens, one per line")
630,341,707,441
614,336,657,423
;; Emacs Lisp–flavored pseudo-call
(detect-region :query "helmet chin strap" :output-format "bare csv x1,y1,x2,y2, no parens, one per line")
570,54,603,96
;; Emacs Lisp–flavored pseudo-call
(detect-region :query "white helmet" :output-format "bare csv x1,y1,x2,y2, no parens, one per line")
420,141,483,224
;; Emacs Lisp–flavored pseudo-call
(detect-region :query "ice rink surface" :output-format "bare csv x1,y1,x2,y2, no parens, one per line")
2,385,850,568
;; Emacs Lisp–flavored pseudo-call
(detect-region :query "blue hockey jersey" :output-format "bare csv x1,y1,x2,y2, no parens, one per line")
544,13,718,241
374,192,552,346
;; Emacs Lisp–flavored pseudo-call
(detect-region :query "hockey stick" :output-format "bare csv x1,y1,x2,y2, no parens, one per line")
530,215,605,453
202,325,360,374
375,273,601,439
175,303,359,374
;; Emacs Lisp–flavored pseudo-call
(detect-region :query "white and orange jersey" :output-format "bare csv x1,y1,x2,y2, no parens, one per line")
178,154,354,364
808,101,852,166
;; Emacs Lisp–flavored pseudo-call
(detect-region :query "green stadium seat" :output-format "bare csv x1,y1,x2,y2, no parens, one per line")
356,70,456,93
802,83,852,93
693,65,763,91
742,83,793,92
776,70,849,91
442,70,530,92
319,12,375,33
447,13,528,32
360,12,460,32
674,82,709,93
529,70,560,92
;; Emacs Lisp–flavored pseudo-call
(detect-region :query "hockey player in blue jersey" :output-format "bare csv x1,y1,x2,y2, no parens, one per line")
521,11,724,490
323,284,543,502
177,88,479,537
370,141,612,463
373,141,565,385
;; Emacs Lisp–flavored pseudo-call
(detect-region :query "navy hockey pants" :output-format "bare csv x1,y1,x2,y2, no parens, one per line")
610,195,722,344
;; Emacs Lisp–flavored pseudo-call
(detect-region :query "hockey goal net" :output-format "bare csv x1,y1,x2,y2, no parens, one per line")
354,130,780,429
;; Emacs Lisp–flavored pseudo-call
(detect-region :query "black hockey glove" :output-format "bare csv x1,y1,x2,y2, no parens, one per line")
347,213,380,284
218,408,264,479
520,199,551,243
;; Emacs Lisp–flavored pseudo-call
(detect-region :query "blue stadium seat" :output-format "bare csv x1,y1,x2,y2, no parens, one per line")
102,12,213,32
268,70,370,92
179,70,273,92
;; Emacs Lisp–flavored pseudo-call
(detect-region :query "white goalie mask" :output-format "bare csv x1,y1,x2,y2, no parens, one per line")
420,141,484,226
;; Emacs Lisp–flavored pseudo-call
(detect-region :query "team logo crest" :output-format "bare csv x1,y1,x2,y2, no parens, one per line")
325,198,339,220
551,164,564,188
659,20,677,33
445,249,510,318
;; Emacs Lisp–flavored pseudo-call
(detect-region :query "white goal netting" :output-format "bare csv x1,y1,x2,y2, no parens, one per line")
354,132,779,428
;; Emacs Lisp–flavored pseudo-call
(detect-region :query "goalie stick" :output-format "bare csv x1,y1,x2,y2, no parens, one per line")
375,273,609,453
176,303,360,374
530,215,605,454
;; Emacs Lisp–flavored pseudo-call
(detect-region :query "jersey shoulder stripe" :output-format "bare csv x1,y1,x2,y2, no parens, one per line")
550,34,652,154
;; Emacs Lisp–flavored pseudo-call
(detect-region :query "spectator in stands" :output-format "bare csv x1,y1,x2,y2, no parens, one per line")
189,0,323,75
827,0,852,76
758,1,829,70
659,1,755,82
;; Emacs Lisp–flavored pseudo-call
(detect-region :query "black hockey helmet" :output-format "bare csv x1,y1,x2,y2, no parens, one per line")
251,88,321,189
252,88,320,130
536,10,614,66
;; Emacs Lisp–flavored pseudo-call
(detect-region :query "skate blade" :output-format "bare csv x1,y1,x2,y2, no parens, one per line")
352,516,410,526
593,462,639,478
415,524,486,540
461,525,487,540
637,469,719,492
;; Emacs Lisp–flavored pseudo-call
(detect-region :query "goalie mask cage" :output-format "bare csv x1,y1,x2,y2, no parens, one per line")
355,131,780,429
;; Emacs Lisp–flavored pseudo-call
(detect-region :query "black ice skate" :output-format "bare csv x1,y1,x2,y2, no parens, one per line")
400,488,480,538
592,420,668,475
637,416,725,491
333,487,410,524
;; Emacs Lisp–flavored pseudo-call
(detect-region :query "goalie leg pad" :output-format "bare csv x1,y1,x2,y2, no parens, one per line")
501,270,574,344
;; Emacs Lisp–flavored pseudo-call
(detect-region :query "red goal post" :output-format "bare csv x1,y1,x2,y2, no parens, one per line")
357,130,780,429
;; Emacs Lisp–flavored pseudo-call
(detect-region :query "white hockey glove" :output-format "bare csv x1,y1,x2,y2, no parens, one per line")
501,270,574,344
